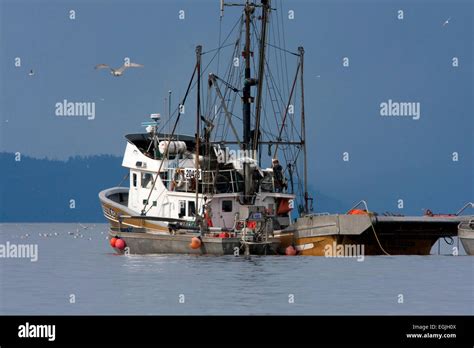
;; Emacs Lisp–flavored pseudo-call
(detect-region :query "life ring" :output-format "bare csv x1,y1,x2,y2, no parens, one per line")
171,168,186,190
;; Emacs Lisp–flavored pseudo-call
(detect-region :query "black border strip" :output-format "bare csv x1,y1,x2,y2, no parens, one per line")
0,315,472,346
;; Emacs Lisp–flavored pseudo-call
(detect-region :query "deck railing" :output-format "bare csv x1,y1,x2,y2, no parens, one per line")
159,168,246,194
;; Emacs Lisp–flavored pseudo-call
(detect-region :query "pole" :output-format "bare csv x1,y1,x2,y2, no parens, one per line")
299,46,309,214
253,0,270,157
168,90,172,135
195,45,202,224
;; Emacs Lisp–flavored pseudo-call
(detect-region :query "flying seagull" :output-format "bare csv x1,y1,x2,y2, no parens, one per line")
442,17,451,27
95,62,144,76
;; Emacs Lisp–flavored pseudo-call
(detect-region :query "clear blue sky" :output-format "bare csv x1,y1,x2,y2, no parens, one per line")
0,0,472,214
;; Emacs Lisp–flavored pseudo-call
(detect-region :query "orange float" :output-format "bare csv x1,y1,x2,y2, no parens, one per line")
285,245,297,256
115,238,126,250
110,237,118,248
190,237,202,249
348,209,368,215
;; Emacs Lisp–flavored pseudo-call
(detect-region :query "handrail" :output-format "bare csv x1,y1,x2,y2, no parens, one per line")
456,202,474,216
306,212,330,216
459,219,474,229
346,200,369,214
161,168,245,194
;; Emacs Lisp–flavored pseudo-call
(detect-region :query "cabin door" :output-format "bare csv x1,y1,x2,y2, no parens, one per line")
217,199,236,229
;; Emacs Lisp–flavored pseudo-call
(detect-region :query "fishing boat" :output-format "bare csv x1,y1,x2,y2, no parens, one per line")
99,0,473,256
99,0,305,255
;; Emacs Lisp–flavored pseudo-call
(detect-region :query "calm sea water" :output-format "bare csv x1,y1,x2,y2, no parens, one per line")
0,223,472,315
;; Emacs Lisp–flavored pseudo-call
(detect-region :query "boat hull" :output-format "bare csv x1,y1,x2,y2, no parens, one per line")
294,234,436,256
459,222,474,255
291,214,471,256
107,231,279,256
100,187,280,255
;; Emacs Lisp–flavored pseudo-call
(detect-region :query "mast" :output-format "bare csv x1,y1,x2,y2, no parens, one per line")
253,0,270,155
221,1,303,205
298,46,309,214
242,2,252,149
195,45,202,220
242,2,255,202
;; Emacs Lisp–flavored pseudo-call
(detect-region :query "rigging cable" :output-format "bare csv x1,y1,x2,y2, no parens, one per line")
141,64,198,215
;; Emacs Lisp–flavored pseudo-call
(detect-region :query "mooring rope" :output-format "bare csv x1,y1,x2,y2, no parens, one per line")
368,214,391,256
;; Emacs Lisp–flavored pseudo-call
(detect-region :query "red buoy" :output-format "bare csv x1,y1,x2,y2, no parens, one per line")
189,237,201,249
285,245,297,256
115,238,126,250
110,237,118,248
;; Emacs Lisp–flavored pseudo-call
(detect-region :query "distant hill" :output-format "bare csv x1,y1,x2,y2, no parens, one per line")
1,152,469,222
0,152,352,222
0,153,127,222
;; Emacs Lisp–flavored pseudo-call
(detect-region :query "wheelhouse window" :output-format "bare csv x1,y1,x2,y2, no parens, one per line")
159,171,168,180
179,200,186,218
188,201,196,217
141,172,153,188
132,173,137,187
222,200,233,212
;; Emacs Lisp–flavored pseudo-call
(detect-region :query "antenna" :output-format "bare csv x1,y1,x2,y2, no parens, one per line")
221,1,252,18
168,90,172,135
150,113,161,122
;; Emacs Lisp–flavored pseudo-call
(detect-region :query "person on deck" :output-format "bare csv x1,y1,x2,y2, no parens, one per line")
272,158,286,192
